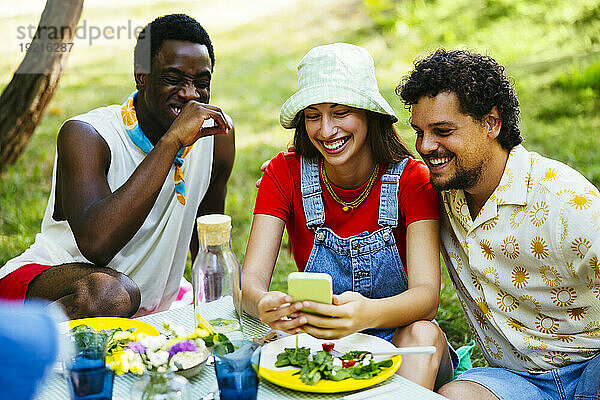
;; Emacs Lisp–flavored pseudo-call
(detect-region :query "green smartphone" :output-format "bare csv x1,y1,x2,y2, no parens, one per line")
287,272,333,314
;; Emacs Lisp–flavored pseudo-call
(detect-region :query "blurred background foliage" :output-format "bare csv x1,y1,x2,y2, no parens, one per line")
1,0,599,368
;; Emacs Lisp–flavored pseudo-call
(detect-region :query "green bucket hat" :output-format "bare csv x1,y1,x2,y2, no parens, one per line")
279,42,398,129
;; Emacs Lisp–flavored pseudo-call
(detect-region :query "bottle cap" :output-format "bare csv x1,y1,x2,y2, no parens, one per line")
197,214,231,245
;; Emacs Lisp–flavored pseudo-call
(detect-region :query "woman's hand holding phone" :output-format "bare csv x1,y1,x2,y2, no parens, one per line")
256,290,306,335
296,291,373,339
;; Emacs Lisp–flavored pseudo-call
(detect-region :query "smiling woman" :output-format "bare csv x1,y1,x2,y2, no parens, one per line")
241,42,459,391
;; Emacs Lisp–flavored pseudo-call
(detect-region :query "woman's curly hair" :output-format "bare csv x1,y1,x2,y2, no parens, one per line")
397,49,522,150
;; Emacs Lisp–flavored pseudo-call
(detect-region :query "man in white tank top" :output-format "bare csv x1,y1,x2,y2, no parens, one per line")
0,14,235,318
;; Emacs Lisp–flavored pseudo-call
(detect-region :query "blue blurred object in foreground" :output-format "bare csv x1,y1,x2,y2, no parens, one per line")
0,301,64,400
65,331,113,400
213,340,261,400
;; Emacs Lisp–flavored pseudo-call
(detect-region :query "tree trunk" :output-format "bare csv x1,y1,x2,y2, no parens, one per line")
0,0,84,170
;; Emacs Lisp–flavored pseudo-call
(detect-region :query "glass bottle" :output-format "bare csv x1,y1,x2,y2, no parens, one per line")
192,214,242,335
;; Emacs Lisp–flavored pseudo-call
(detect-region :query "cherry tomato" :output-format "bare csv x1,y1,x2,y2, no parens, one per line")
342,359,357,368
321,342,335,352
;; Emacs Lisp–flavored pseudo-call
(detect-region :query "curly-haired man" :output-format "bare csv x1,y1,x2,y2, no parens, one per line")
399,49,600,399
0,14,235,318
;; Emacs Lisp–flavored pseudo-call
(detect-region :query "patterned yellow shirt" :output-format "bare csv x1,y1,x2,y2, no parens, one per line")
440,145,600,372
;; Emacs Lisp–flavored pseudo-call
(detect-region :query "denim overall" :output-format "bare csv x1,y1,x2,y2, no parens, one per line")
300,156,410,341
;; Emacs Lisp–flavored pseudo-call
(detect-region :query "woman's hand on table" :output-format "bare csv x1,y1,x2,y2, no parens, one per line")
294,291,373,339
257,291,306,334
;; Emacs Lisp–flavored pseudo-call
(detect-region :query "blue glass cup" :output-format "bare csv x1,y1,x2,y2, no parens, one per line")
213,340,261,400
65,332,114,400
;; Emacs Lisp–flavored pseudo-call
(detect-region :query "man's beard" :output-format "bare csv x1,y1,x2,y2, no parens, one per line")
430,159,484,192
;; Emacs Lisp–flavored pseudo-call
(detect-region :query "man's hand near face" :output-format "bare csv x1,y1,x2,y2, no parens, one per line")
166,101,232,149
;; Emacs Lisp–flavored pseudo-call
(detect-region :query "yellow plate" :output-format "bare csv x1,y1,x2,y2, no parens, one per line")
61,316,160,336
60,316,160,364
259,332,402,393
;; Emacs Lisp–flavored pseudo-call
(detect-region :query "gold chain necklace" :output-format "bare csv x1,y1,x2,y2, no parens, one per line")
320,159,379,212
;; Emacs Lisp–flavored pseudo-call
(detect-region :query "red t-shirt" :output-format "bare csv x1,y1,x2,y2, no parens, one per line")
254,153,440,272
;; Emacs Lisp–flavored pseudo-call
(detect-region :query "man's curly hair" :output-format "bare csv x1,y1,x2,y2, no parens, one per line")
134,14,214,73
397,49,522,150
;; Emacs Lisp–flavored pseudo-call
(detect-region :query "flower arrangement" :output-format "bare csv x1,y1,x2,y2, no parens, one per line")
109,322,223,375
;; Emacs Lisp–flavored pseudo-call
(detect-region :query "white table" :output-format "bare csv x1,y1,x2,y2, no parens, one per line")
35,299,447,399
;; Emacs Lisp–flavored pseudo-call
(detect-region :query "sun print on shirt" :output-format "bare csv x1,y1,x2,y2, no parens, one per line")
535,314,560,334
497,290,519,313
550,287,577,307
544,351,570,367
491,193,506,206
524,173,533,192
483,336,503,360
512,266,529,288
497,169,514,192
529,202,550,227
480,239,495,260
509,206,527,229
448,252,463,274
520,294,541,312
454,197,471,230
539,265,562,287
589,256,600,279
481,266,500,285
475,297,492,317
567,306,588,321
586,188,599,198
512,348,529,362
556,188,575,199
507,317,527,332
481,217,498,231
523,335,548,351
471,272,483,292
568,193,592,210
462,240,470,252
531,237,549,259
588,278,600,300
542,167,559,181
502,236,520,260
552,333,574,343
584,321,600,338
473,308,489,330
565,262,578,279
571,237,591,259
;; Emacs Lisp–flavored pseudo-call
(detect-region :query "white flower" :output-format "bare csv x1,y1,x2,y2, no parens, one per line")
140,334,168,352
171,325,188,338
195,339,207,354
147,350,170,368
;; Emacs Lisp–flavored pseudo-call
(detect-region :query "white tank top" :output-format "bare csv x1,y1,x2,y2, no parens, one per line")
0,105,214,316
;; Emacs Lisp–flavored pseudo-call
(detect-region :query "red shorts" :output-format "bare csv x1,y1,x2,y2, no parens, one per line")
0,263,53,304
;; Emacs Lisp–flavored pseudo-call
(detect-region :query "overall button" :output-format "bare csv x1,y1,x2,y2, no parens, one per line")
316,232,325,241
352,241,360,249
382,232,391,242
355,270,369,278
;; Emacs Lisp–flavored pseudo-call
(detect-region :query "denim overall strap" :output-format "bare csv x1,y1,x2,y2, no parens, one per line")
300,156,325,228
301,158,411,342
378,157,410,227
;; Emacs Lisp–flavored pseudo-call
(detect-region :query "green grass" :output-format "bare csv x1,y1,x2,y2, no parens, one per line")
1,0,599,369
